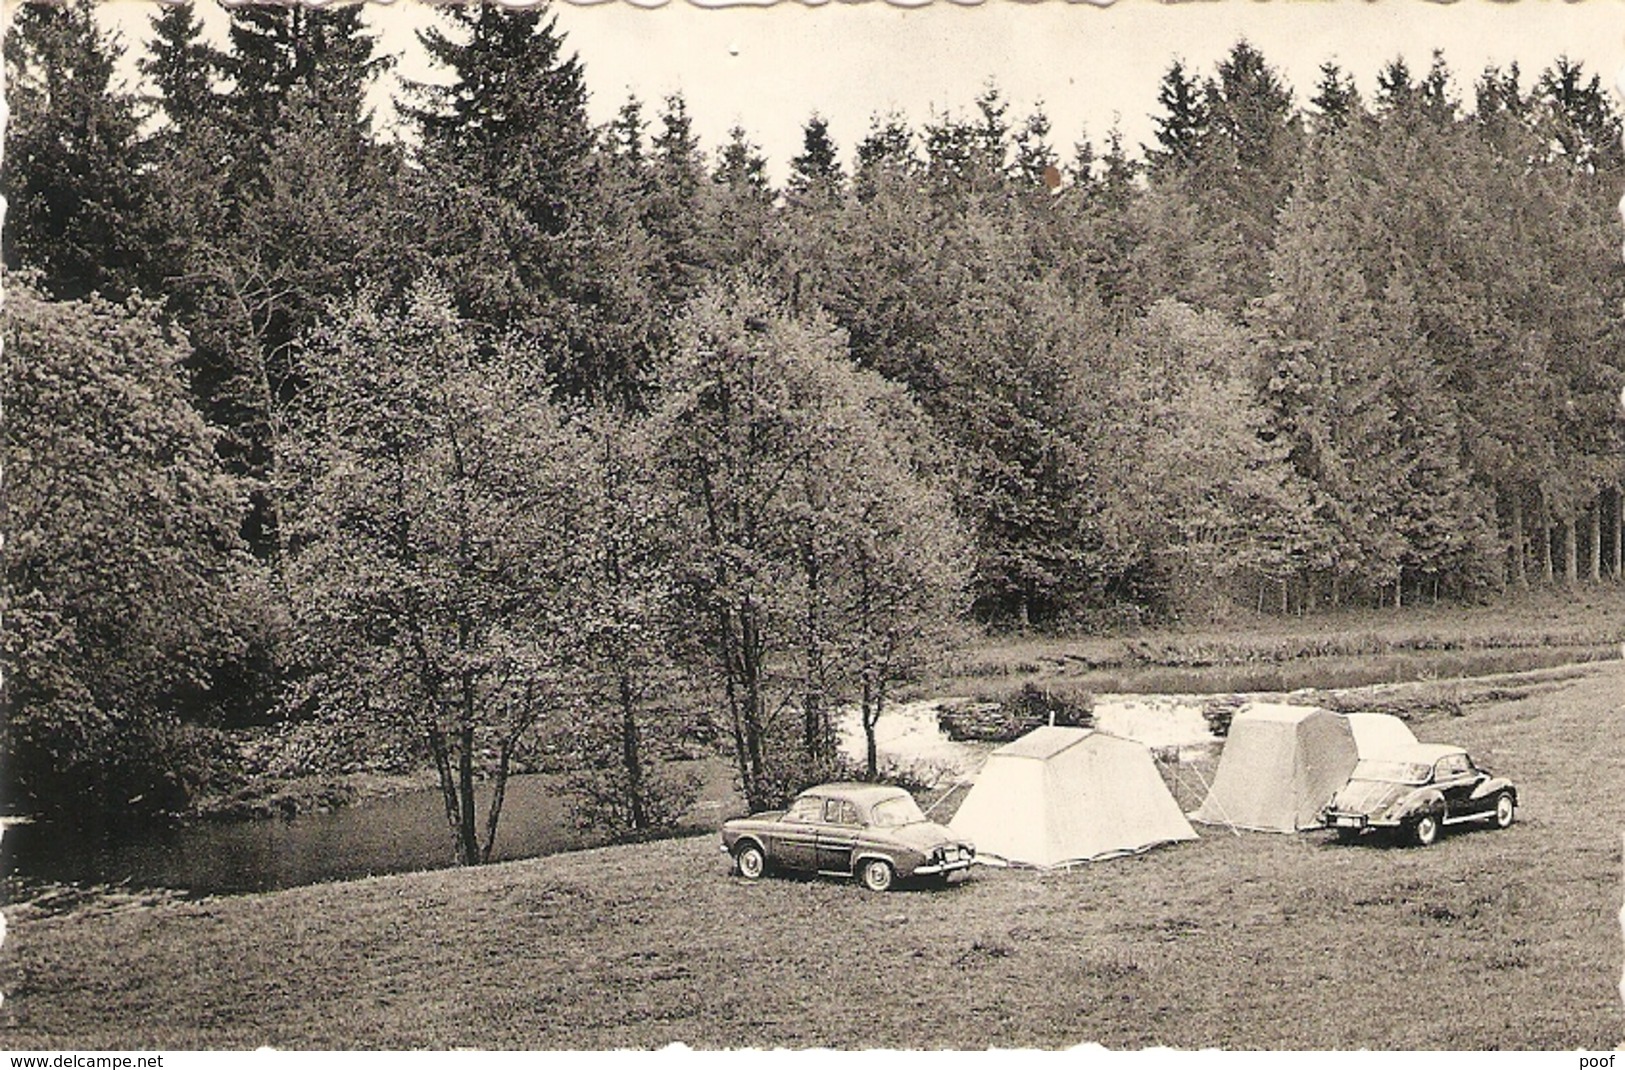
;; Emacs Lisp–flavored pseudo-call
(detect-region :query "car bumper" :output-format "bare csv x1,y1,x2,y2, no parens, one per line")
913,858,974,876
1324,812,1400,830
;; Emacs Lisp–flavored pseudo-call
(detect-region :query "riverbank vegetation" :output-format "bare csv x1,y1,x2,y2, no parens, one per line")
3,663,1619,1049
5,3,1625,861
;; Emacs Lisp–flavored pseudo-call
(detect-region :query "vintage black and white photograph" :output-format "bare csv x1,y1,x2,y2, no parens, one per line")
1,0,1623,1052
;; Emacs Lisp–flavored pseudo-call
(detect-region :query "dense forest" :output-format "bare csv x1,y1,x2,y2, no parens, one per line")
4,2,1623,855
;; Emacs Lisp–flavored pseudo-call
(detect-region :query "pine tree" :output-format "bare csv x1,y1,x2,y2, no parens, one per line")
1147,59,1208,176
1309,62,1360,131
2,0,152,301
788,114,844,203
139,2,223,134
223,4,389,139
407,3,592,230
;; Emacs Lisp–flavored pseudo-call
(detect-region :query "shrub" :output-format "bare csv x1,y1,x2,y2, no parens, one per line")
565,761,704,841
1200,694,1248,738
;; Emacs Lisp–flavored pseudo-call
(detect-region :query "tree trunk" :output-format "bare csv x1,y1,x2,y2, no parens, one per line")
1540,488,1554,584
1615,485,1623,582
1589,498,1603,582
802,531,829,771
739,599,769,809
458,696,478,866
1563,514,1579,588
429,727,463,864
482,743,512,864
862,676,879,780
1509,492,1528,590
620,668,647,831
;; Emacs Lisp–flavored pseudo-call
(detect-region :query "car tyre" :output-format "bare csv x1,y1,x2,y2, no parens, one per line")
1411,812,1441,847
734,842,766,881
859,858,895,893
1492,792,1515,830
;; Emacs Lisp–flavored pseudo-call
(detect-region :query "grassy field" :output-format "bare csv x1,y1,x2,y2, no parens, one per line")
928,585,1625,700
2,660,1621,1050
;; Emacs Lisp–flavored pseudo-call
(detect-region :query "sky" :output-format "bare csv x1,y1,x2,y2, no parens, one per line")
82,0,1625,182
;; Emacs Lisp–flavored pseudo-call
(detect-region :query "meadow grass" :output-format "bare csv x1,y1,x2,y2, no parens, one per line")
927,584,1625,700
2,661,1621,1049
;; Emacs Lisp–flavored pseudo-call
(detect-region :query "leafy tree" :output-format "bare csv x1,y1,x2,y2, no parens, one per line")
3,278,256,823
1106,300,1318,618
279,282,587,865
562,409,703,838
656,277,968,806
2,0,152,301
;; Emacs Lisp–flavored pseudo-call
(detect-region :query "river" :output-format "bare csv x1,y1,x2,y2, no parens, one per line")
1,773,605,898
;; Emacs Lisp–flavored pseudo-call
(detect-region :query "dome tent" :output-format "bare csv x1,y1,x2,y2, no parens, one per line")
948,726,1197,868
1190,703,1359,832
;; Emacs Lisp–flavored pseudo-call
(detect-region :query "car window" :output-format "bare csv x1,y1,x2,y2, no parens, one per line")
785,796,823,823
1352,760,1431,784
870,794,927,828
840,801,859,825
1436,755,1469,779
823,798,844,824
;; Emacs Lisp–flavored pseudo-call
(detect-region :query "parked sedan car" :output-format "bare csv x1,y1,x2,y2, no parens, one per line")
1321,743,1517,846
721,782,975,892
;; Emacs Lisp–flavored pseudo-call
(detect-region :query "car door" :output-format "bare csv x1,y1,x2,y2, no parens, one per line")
816,799,861,874
1433,754,1480,819
775,795,823,872
1452,754,1495,818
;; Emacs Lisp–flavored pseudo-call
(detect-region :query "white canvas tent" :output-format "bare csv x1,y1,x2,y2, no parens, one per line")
1190,704,1359,833
948,726,1197,868
1345,712,1419,757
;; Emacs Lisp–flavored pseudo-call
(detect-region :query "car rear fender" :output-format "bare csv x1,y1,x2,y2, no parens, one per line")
1469,777,1516,804
1395,788,1445,820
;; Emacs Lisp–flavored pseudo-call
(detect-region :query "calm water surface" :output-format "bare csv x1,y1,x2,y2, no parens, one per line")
1,774,598,896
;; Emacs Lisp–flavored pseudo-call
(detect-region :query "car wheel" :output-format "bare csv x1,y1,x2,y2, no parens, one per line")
734,842,766,881
1492,792,1515,830
1411,813,1441,847
859,858,895,893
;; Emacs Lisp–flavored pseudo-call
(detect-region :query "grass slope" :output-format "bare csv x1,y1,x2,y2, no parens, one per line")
932,587,1625,699
3,663,1622,1050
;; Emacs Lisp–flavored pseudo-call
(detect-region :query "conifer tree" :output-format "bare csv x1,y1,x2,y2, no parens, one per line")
2,0,152,301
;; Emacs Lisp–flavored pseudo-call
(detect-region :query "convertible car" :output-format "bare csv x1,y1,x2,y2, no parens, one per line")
721,782,975,892
1321,742,1518,847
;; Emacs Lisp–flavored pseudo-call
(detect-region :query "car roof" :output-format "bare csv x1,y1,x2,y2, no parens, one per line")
1365,742,1469,765
798,782,911,805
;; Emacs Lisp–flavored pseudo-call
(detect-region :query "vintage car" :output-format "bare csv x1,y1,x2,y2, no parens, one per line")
1320,742,1517,846
721,782,975,892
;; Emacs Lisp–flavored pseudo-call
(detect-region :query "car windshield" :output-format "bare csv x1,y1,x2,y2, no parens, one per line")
869,794,927,828
1352,759,1432,785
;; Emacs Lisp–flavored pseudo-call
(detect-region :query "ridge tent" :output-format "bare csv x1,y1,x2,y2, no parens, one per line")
1345,712,1419,757
1190,704,1358,833
948,726,1197,868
